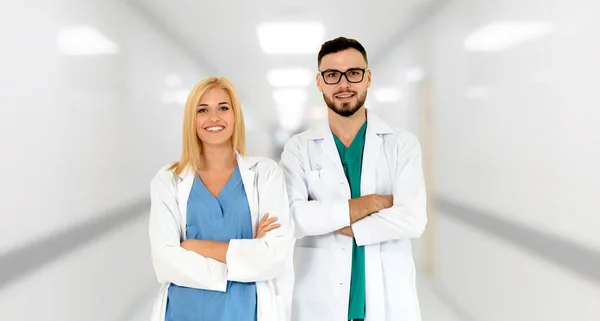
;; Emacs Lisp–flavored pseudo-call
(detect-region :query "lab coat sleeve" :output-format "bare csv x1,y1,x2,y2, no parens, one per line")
226,161,295,282
279,136,351,239
148,170,228,292
352,133,427,246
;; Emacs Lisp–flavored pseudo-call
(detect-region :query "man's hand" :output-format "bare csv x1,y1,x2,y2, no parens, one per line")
348,194,394,224
336,226,354,237
379,195,394,209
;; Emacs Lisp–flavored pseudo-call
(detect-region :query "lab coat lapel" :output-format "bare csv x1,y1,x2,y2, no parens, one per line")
322,133,345,177
362,111,391,321
177,168,195,238
361,125,382,195
309,123,345,178
237,154,259,238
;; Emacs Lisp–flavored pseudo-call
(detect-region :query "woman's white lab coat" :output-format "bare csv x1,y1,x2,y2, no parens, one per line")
148,154,295,321
279,110,427,321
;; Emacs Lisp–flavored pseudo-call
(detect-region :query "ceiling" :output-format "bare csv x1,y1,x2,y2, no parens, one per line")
128,0,439,131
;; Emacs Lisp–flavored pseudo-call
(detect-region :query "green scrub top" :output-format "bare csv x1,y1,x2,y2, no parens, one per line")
332,121,367,320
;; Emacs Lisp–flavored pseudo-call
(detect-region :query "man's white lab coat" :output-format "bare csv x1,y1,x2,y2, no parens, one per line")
280,110,427,321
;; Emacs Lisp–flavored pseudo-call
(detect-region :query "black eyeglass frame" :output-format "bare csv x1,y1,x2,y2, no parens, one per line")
319,68,367,85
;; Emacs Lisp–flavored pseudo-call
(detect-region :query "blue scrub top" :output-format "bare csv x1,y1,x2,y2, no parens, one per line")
166,166,257,321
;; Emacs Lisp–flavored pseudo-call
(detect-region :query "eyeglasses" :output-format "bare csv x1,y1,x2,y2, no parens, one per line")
319,68,366,85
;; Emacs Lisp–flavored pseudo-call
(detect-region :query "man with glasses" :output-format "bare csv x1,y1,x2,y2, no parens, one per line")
280,37,427,321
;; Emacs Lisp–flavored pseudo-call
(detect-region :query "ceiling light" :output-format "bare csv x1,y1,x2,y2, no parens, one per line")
57,25,119,55
257,22,325,54
464,21,552,52
373,88,403,103
267,68,313,87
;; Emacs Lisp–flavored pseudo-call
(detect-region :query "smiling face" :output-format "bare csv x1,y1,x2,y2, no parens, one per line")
317,48,371,117
195,88,235,148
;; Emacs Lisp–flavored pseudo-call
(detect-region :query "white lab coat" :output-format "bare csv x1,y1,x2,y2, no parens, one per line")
279,110,427,321
148,154,295,321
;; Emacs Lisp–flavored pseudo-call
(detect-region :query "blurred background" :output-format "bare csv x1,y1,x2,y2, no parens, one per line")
1,0,598,320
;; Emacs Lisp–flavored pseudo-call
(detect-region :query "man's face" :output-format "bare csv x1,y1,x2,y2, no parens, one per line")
317,48,371,117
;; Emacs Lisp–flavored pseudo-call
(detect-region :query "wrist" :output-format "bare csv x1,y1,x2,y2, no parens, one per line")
375,194,393,212
371,194,383,213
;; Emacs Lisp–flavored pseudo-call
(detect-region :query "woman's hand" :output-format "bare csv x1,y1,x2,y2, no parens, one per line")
255,213,280,238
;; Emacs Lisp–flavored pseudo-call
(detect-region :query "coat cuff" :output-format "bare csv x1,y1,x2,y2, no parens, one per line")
328,199,351,231
351,216,376,246
206,258,229,291
225,239,262,281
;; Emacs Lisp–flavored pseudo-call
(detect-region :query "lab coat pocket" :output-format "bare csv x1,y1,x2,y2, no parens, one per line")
305,169,336,201
293,247,334,301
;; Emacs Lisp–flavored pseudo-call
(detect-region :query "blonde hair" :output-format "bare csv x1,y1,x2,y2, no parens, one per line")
169,77,246,176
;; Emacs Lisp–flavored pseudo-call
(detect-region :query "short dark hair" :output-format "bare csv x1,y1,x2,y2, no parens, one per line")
317,37,368,68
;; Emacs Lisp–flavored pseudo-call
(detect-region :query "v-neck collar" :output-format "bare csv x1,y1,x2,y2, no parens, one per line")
194,165,242,202
333,121,368,156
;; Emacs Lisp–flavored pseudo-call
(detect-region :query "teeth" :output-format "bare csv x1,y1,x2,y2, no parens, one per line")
336,94,353,98
205,126,224,132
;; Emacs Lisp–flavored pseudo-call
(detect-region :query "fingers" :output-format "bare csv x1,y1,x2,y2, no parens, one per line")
259,214,278,226
260,213,269,223
258,219,279,232
255,214,281,238
263,223,281,231
256,223,280,238
265,217,278,225
383,195,394,207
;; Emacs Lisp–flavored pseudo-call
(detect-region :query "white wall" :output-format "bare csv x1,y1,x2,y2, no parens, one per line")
430,0,600,251
372,0,600,320
0,1,214,320
0,0,202,254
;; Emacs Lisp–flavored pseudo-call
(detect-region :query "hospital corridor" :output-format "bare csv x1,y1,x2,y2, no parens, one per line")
1,0,599,320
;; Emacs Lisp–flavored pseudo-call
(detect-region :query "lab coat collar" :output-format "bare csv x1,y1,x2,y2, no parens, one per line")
236,152,259,170
306,108,393,140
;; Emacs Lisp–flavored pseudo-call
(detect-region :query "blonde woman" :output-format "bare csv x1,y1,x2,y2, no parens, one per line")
149,77,294,321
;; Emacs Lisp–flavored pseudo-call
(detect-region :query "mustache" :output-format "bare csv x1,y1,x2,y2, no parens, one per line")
333,90,357,95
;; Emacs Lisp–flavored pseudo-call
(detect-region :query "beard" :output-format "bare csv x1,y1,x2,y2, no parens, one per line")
323,89,367,117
